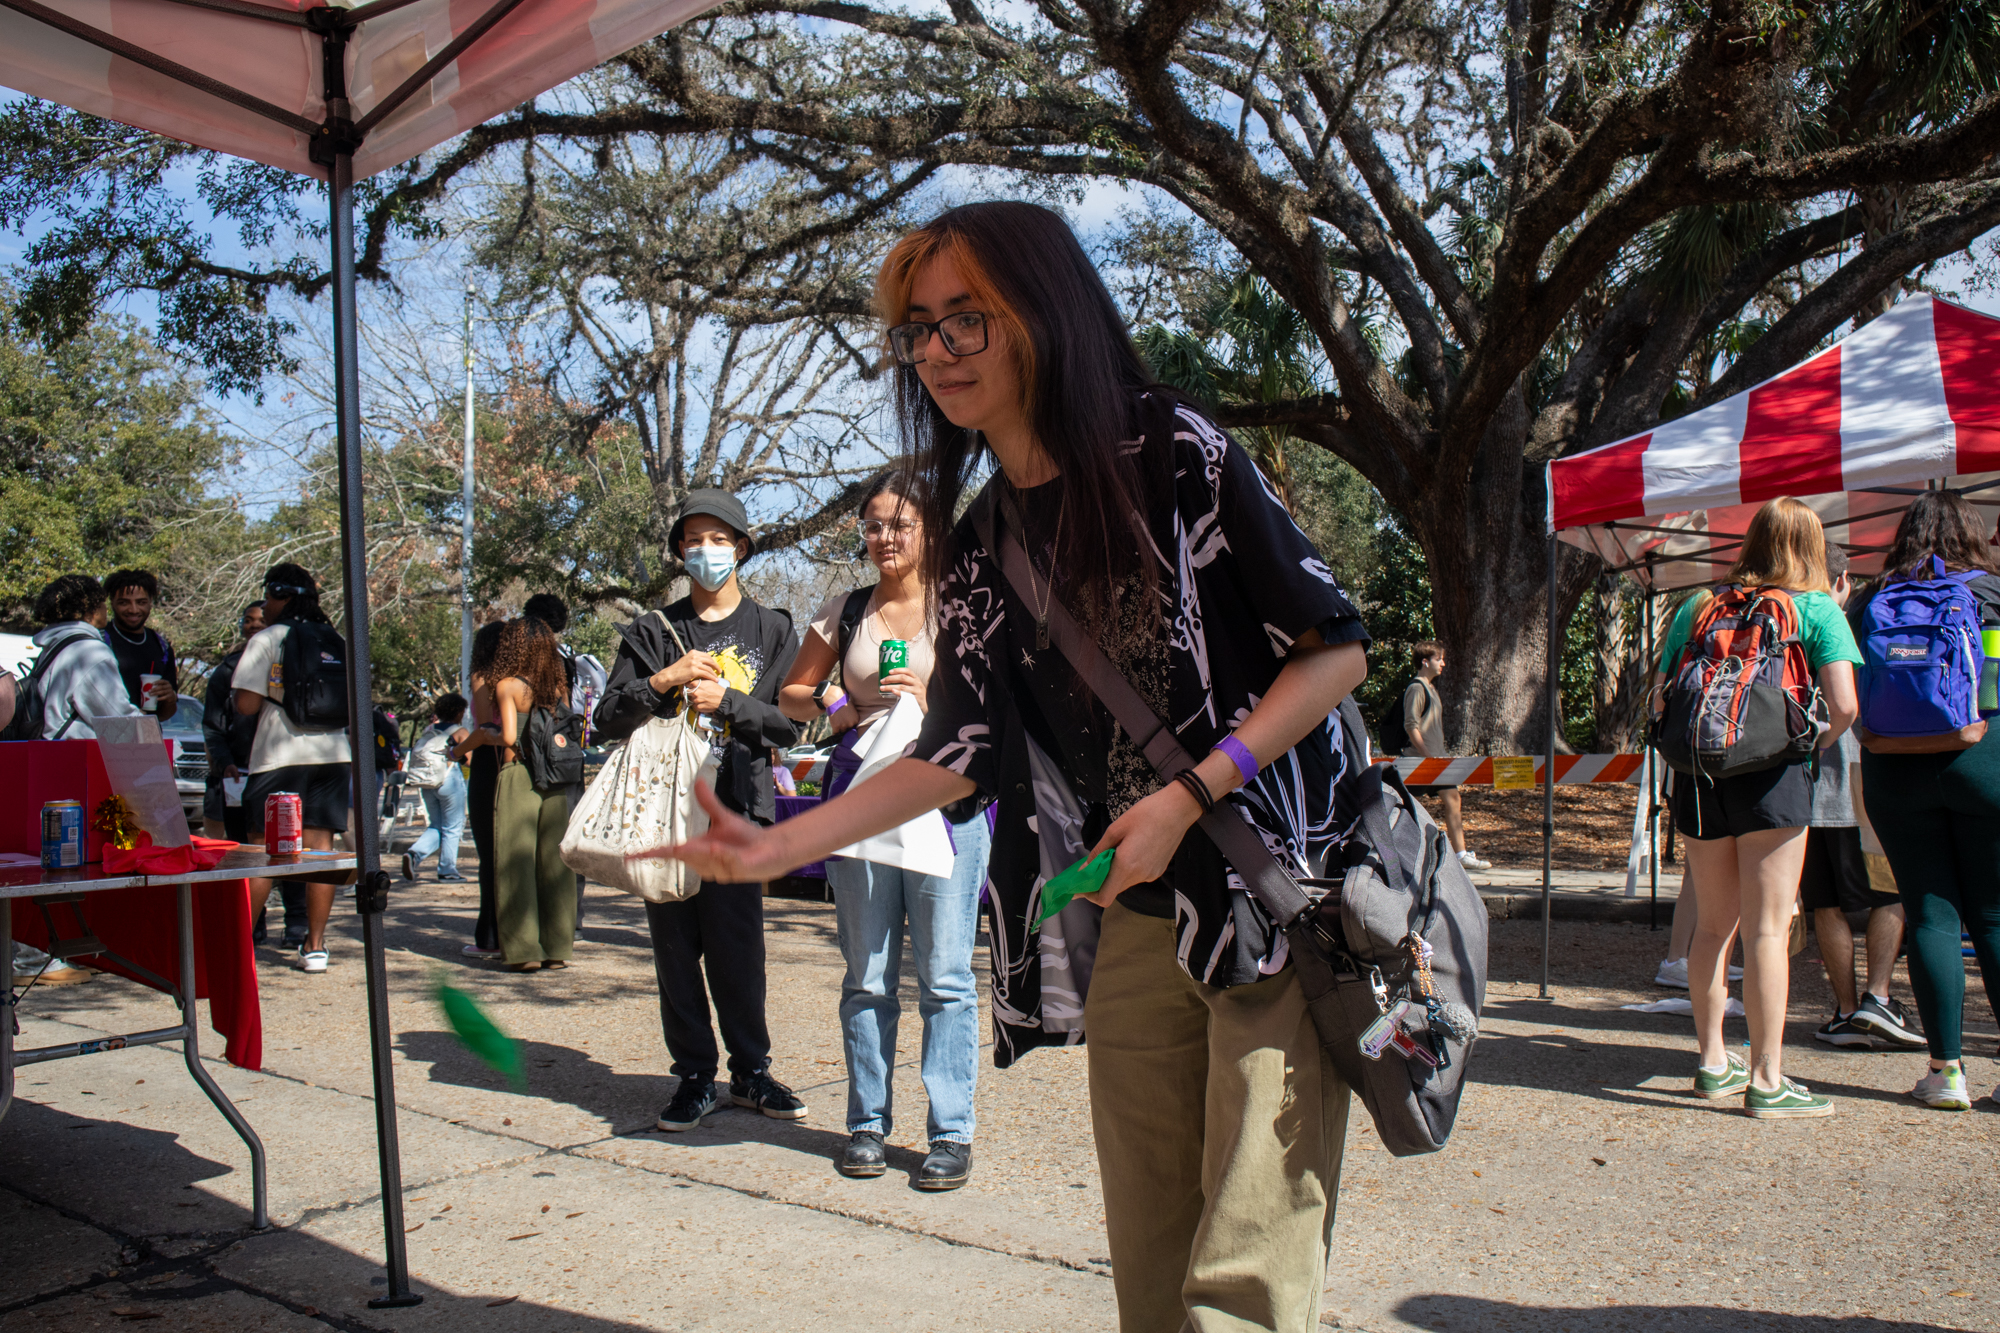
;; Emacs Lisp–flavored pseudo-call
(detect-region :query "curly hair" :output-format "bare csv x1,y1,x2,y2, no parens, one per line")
35,574,104,625
488,617,567,711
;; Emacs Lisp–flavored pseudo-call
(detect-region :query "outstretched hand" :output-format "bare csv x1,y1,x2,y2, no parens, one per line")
626,781,784,884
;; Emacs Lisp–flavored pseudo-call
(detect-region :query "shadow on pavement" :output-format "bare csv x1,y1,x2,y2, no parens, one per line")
1392,1294,1953,1331
0,1100,651,1329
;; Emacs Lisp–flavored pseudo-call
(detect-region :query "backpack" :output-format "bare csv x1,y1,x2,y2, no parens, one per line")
1376,683,1410,756
834,586,873,664
1855,558,1992,753
522,699,586,790
568,651,608,726
1652,584,1821,779
405,724,456,788
0,634,87,741
278,622,351,728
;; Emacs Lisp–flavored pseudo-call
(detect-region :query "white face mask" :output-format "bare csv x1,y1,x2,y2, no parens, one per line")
685,545,737,592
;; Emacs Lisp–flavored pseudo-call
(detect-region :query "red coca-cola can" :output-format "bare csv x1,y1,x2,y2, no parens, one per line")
264,792,303,855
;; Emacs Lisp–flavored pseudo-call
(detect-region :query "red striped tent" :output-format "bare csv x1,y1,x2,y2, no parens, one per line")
1547,295,2000,588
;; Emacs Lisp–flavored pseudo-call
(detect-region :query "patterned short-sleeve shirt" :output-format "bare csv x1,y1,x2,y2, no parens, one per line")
911,392,1370,1067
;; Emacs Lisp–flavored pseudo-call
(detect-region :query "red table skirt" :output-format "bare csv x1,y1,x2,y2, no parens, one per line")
13,880,263,1070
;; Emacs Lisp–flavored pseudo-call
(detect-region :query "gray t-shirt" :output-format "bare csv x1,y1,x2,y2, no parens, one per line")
1809,728,1861,828
1401,679,1445,756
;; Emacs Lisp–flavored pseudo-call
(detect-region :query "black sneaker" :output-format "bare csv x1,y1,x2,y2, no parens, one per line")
729,1069,808,1120
1850,994,1927,1049
401,852,418,882
916,1139,973,1191
1815,1013,1875,1048
837,1131,887,1178
657,1078,721,1132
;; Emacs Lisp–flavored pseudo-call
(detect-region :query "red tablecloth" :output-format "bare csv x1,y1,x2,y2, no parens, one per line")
12,878,263,1070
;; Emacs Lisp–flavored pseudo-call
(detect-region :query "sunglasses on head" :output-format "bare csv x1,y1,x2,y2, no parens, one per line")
265,582,308,598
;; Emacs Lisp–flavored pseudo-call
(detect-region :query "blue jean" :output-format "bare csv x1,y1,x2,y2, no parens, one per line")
828,813,990,1143
406,764,466,876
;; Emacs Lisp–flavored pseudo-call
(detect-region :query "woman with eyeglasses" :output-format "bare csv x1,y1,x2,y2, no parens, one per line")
645,201,1369,1329
778,471,992,1189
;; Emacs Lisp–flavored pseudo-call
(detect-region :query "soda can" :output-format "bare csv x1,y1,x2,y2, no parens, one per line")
41,800,84,870
264,792,304,855
879,638,909,679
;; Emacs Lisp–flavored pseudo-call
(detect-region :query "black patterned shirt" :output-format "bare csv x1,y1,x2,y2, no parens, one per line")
911,393,1370,1067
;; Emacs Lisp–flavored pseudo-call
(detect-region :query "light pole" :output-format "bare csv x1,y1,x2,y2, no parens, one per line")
460,283,476,692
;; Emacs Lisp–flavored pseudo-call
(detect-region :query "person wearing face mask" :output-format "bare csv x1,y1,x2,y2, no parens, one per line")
594,488,807,1132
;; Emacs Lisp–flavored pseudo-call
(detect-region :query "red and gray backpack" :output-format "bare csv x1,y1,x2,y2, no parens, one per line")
1653,584,1823,779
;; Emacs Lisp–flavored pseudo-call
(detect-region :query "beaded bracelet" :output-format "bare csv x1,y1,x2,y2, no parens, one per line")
1214,735,1259,786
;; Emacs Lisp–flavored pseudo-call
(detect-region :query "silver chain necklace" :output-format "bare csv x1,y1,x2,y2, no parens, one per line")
109,620,150,646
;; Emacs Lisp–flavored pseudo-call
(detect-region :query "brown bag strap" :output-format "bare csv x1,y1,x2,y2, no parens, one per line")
970,489,1316,929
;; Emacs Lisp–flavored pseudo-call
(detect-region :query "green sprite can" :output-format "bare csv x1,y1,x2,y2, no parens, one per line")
879,638,908,679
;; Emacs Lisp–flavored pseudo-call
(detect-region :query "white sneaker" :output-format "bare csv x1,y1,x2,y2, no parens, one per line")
1654,957,1744,988
1910,1066,1971,1111
298,945,329,974
1457,849,1492,872
461,944,502,958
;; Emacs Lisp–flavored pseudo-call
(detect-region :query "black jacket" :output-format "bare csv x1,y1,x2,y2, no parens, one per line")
594,597,800,824
202,647,259,779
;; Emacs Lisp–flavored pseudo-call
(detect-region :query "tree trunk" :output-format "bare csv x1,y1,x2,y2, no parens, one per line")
1403,424,1597,756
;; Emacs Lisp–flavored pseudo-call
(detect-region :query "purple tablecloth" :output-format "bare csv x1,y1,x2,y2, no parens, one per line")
773,795,825,879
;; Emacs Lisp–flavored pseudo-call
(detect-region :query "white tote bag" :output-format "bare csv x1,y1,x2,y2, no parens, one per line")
559,615,717,903
830,692,957,878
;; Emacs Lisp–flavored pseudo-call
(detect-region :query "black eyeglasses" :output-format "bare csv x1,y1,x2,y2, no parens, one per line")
888,311,989,365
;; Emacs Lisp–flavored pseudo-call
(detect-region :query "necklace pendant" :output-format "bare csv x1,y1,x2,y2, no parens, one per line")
1036,618,1050,651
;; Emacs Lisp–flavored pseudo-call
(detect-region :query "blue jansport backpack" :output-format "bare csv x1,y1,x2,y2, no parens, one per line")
1855,557,1989,753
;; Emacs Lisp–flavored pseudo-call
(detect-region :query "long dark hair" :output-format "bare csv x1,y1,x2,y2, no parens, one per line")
876,202,1160,625
1882,490,2000,578
263,562,332,626
489,617,567,711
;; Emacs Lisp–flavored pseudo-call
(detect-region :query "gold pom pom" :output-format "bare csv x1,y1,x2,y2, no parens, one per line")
92,795,140,850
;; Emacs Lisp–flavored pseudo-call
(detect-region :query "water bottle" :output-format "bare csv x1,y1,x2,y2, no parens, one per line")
1982,627,2000,716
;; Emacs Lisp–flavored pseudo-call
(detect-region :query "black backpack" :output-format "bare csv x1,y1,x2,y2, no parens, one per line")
834,586,873,666
278,621,351,728
1,634,87,741
522,701,586,790
1376,684,1411,756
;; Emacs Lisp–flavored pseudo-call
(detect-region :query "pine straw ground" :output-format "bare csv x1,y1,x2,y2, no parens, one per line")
1415,783,1657,872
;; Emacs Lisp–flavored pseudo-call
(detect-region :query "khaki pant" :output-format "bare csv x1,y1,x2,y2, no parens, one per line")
1086,903,1350,1333
494,761,575,965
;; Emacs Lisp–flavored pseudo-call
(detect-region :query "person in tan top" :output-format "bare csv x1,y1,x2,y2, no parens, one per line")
779,471,991,1190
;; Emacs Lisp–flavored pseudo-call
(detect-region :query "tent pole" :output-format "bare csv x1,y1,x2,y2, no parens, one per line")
328,148,422,1310
1541,533,1555,1000
1646,591,1659,930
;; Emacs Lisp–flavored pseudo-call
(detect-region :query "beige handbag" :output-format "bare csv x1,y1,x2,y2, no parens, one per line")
559,613,716,902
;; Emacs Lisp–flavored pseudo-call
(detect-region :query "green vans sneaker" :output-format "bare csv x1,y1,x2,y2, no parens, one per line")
1744,1077,1834,1119
1693,1053,1751,1099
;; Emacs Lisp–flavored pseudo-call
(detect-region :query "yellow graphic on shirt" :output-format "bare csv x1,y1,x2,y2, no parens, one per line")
712,645,757,697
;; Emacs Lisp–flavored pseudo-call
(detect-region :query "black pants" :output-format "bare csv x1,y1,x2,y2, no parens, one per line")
467,749,499,952
644,883,770,1082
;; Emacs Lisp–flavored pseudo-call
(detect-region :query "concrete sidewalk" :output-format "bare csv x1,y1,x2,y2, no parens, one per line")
5,877,1994,1333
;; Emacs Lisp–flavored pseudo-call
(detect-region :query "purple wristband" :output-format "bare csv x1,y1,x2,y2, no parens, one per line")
1214,735,1258,785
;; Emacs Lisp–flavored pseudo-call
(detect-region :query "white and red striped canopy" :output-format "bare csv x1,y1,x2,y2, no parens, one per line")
1548,295,2000,588
0,0,720,181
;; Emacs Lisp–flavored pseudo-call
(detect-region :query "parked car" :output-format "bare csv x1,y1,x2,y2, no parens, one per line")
160,696,208,829
779,742,833,790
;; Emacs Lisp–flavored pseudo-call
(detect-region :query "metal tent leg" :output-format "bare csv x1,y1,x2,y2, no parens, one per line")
327,147,421,1310
1541,535,1556,1000
175,884,269,1229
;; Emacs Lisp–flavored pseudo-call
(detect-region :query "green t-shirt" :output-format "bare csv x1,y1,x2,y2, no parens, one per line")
1658,587,1862,677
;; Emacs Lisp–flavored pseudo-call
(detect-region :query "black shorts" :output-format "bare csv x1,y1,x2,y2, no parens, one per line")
1670,761,1814,841
243,764,351,836
1799,825,1899,914
1408,784,1459,796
